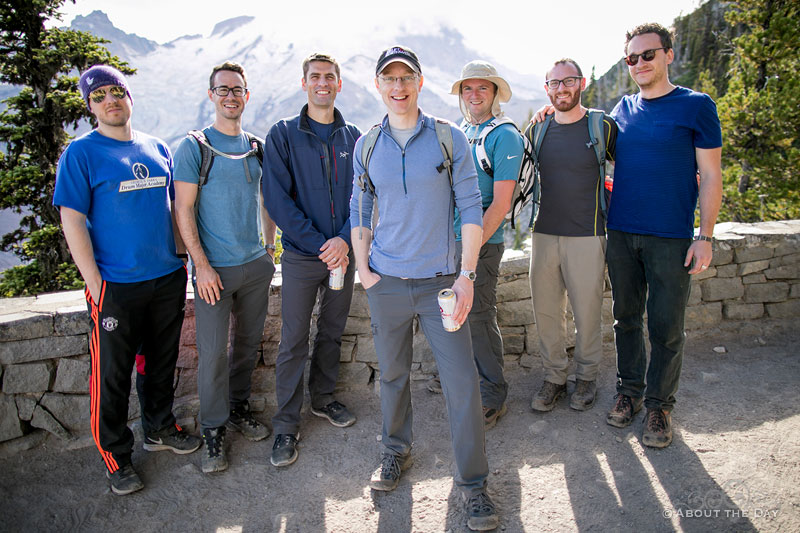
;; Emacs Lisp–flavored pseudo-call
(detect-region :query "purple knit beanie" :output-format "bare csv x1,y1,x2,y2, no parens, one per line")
78,65,133,111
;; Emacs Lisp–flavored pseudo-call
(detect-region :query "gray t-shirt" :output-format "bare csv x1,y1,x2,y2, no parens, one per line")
389,125,415,149
533,114,611,237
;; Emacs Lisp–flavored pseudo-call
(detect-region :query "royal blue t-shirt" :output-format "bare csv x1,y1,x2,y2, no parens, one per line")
607,86,722,238
53,130,183,283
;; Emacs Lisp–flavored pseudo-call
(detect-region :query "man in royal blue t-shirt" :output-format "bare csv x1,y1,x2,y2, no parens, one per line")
54,65,201,495
604,23,723,448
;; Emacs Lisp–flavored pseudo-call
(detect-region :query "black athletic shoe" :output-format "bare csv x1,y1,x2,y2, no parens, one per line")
369,452,413,491
227,401,270,441
106,463,144,496
143,424,201,454
201,426,228,473
270,434,299,467
311,401,356,428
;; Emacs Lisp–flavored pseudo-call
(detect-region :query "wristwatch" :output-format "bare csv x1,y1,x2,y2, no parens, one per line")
460,269,477,282
694,235,713,242
265,244,277,251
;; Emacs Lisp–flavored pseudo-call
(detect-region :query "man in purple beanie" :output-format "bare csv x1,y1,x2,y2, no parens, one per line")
54,65,200,496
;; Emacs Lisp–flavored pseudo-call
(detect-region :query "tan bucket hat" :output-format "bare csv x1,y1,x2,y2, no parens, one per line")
450,60,512,121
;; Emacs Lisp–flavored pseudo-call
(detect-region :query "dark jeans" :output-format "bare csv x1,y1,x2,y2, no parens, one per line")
606,230,692,411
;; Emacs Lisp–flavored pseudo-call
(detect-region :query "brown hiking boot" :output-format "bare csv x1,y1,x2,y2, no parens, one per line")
531,381,567,412
569,379,597,411
642,408,673,448
606,393,643,428
483,404,507,430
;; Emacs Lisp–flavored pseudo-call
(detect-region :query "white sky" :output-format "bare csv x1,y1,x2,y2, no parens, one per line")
53,0,706,78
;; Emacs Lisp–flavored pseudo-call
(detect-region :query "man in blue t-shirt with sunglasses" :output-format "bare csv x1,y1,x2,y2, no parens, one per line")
604,23,722,449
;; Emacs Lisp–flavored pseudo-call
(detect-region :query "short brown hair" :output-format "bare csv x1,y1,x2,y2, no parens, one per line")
625,23,673,54
209,61,247,89
302,52,340,79
547,58,583,79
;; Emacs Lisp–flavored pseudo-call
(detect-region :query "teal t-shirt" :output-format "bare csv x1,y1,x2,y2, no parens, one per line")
174,126,265,267
454,119,524,244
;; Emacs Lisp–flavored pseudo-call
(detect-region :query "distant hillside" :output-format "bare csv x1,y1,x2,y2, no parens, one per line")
585,0,737,111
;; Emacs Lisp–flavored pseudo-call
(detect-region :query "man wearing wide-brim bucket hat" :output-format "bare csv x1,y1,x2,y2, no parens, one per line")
426,61,524,434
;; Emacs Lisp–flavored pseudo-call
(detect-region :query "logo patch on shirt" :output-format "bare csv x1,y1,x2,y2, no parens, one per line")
119,176,167,192
102,316,118,332
132,163,150,180
339,151,349,158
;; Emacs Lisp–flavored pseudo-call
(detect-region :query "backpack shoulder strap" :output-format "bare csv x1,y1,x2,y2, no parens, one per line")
243,132,264,163
586,109,608,216
355,124,381,240
471,116,516,177
433,119,454,188
187,129,214,188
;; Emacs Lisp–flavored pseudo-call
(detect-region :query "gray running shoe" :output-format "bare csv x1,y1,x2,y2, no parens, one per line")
311,401,356,428
106,463,144,495
369,453,413,491
270,433,299,467
465,491,499,531
227,401,270,441
201,426,228,473
143,424,201,454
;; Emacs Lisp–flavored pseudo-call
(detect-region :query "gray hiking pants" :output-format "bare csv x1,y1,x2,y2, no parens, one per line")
195,254,274,430
366,273,488,496
272,249,355,435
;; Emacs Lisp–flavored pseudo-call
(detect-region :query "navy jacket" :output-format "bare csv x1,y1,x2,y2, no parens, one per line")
262,105,362,256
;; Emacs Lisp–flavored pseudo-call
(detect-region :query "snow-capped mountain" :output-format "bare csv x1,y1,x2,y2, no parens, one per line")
69,11,546,148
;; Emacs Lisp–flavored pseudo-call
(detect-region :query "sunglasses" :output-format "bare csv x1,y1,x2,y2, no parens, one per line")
624,47,669,66
89,86,127,104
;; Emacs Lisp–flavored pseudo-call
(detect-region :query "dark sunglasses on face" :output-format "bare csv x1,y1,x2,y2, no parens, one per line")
89,86,127,103
624,47,669,66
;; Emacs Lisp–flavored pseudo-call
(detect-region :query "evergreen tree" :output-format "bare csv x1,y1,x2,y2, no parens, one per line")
0,0,133,295
583,66,598,109
717,0,800,221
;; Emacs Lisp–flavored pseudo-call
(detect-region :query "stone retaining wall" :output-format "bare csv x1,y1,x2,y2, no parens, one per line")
1,220,798,454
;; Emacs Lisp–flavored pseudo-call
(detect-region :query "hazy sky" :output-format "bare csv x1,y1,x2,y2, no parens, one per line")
53,0,705,78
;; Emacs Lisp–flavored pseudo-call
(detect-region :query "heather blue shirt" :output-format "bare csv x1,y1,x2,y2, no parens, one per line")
350,111,482,279
608,87,722,238
174,126,265,267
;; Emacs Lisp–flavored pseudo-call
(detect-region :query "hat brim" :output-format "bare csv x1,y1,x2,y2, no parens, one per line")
377,58,421,75
450,75,512,103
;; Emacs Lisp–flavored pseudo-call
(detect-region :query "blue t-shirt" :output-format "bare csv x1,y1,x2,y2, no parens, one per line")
608,86,722,238
53,130,183,283
173,127,265,267
454,120,524,244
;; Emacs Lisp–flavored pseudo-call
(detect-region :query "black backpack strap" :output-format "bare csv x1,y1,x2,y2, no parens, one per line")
187,130,214,189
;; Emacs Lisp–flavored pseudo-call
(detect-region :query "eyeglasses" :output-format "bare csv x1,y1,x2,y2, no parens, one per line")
211,86,248,97
624,48,668,66
545,77,582,90
378,74,418,86
89,86,127,103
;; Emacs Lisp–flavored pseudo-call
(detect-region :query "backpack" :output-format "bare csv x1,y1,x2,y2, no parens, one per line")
523,109,609,228
186,129,264,205
355,120,454,238
462,116,535,229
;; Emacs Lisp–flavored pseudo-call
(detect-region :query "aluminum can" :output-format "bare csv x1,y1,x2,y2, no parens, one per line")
438,289,460,332
329,265,345,290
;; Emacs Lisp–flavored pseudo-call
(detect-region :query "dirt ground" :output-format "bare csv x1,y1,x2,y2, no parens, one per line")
1,318,798,533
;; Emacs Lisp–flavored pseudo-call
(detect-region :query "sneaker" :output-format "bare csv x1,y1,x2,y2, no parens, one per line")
143,424,202,454
465,491,499,531
270,433,299,467
106,463,144,496
427,376,442,394
369,452,413,491
227,401,270,442
483,404,507,430
642,408,673,448
569,379,597,411
606,393,643,428
311,400,356,428
531,381,567,412
201,426,228,473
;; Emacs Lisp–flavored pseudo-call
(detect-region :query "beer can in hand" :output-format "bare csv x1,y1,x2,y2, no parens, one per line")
438,289,460,332
329,265,345,290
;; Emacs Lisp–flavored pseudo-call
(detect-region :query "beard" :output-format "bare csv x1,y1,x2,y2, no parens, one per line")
549,88,581,112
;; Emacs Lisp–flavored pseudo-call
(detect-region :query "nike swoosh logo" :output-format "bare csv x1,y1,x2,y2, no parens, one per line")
507,155,518,160
150,437,163,444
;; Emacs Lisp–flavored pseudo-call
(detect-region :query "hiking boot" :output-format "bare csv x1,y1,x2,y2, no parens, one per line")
311,400,356,428
143,424,202,454
531,381,567,412
427,376,442,394
483,403,507,430
606,393,643,428
106,463,144,496
227,401,270,441
642,408,673,448
465,491,499,531
270,434,299,467
569,379,597,411
370,452,413,491
201,426,228,473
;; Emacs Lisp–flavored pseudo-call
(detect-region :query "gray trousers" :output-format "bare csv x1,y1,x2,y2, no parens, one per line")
367,273,488,496
457,241,507,409
529,233,606,384
272,249,355,435
195,254,274,430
